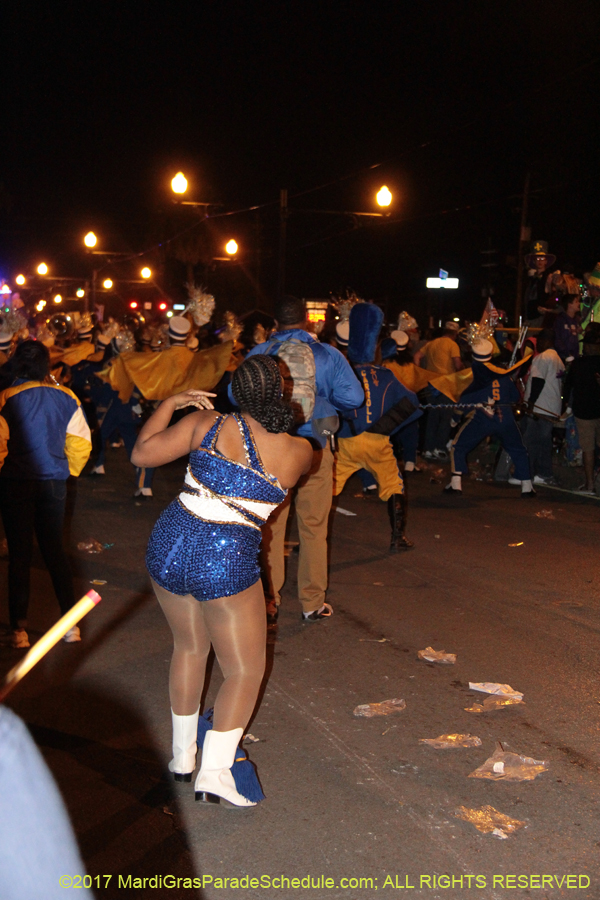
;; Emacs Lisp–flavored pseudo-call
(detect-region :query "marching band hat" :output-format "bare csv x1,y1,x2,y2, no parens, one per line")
168,316,192,342
348,303,384,364
397,311,418,332
0,332,13,352
335,320,350,346
390,329,409,349
471,339,493,362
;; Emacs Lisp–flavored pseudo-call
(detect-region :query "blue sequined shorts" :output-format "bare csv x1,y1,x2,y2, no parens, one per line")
146,500,262,601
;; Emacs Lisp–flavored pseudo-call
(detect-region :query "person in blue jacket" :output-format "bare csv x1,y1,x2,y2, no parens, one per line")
242,295,364,623
0,341,92,648
445,339,534,497
333,303,420,551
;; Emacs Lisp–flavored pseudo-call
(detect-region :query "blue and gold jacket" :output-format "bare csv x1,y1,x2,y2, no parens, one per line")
0,379,92,480
339,364,422,438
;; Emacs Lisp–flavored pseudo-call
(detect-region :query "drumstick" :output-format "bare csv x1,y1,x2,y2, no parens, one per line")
0,590,101,703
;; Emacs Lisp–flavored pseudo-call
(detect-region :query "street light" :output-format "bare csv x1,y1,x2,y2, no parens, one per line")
76,288,85,298
225,239,238,256
37,262,49,275
141,267,152,279
102,278,113,290
171,172,188,195
376,186,392,208
16,274,26,285
84,231,97,248
53,294,62,304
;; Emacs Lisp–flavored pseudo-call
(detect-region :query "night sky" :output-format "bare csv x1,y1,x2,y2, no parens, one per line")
3,1,599,322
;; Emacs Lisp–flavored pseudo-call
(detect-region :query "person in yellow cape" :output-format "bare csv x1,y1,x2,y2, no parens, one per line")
91,320,233,497
98,317,233,403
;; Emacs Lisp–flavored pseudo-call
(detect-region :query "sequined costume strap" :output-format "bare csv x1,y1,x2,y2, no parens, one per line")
233,414,265,474
200,415,226,450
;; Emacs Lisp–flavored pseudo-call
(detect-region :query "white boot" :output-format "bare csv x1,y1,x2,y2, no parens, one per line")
168,708,199,782
194,728,256,808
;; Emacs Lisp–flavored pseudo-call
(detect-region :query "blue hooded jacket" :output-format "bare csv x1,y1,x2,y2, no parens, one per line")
242,329,364,445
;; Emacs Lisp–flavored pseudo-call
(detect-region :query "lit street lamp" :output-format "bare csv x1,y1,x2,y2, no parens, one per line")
171,172,188,195
16,274,26,285
376,185,392,207
37,263,49,275
225,239,238,256
53,294,62,304
102,279,113,290
141,267,152,279
84,231,97,248
76,288,85,298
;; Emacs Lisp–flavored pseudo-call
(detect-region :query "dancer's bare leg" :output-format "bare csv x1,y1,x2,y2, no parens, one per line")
152,579,211,716
203,580,267,732
152,578,267,729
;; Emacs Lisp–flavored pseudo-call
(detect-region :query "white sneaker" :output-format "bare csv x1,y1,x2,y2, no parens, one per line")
11,629,30,649
508,477,522,485
533,475,559,486
63,626,81,643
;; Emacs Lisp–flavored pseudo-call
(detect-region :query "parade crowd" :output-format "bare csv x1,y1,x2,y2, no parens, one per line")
0,241,599,815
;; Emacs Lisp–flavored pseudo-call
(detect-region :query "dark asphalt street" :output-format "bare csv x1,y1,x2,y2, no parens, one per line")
1,448,599,900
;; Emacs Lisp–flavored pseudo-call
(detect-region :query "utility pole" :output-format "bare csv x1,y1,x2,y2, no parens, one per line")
254,208,262,307
480,239,498,302
514,172,531,326
277,189,288,300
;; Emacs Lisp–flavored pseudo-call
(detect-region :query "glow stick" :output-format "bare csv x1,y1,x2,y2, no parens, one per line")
0,590,101,702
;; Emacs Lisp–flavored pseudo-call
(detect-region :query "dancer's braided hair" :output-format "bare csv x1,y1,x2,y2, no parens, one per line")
232,355,295,434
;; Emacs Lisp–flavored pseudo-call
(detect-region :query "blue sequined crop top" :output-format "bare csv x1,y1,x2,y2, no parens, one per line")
177,413,287,529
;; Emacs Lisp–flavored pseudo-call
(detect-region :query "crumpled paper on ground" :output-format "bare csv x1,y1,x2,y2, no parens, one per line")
420,734,482,749
469,682,523,701
418,647,456,664
465,696,524,713
455,804,526,839
535,509,555,519
468,743,549,782
353,698,406,717
77,539,104,554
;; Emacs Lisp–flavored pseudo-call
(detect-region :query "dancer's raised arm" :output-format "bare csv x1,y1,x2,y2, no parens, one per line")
131,389,216,467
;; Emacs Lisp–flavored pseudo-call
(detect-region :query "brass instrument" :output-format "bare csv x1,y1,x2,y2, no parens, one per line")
47,312,75,339
122,310,145,333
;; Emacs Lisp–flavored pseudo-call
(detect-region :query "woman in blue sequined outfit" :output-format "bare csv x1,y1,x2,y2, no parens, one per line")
132,356,312,807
